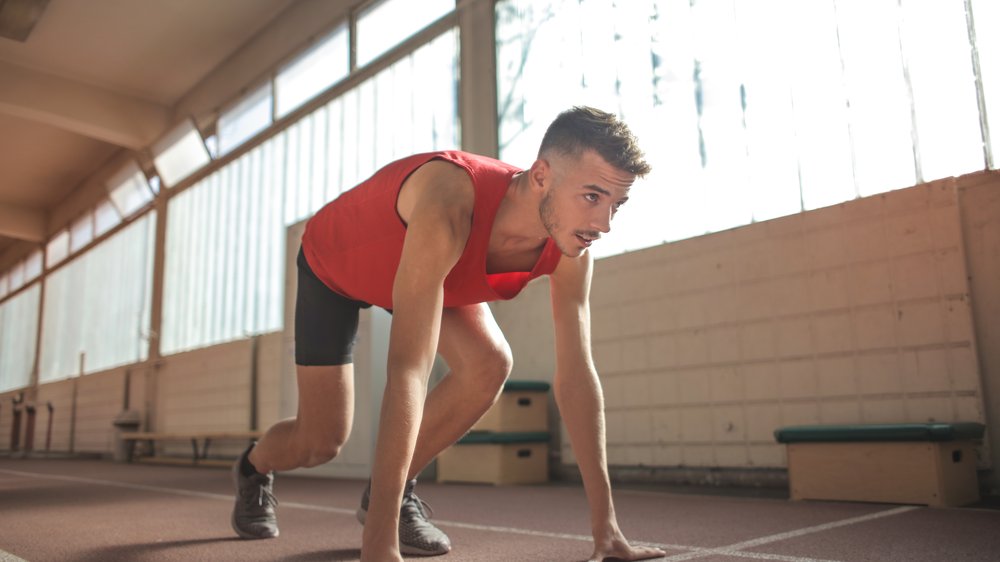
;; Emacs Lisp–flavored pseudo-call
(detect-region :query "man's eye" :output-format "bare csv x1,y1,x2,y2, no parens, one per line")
585,193,599,202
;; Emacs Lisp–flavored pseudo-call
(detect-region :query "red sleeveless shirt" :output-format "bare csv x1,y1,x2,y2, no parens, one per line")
301,150,562,309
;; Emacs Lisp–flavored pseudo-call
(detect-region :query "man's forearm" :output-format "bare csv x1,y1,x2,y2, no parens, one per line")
362,367,430,557
554,369,619,537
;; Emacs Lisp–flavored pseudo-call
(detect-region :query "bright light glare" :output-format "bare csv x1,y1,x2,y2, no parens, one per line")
356,0,453,67
153,121,212,188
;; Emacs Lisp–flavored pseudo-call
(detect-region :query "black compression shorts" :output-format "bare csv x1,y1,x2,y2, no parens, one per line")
294,247,373,366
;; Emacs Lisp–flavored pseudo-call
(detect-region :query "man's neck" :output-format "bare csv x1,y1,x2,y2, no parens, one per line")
490,172,548,254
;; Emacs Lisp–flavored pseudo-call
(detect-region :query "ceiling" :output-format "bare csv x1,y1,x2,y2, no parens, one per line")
0,0,299,261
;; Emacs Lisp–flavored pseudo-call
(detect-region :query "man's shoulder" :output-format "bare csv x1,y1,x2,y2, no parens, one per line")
425,150,520,175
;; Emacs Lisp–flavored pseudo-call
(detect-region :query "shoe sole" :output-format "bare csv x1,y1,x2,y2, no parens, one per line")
356,507,449,556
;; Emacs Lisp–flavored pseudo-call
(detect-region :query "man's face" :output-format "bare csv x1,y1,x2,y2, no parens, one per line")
538,149,636,257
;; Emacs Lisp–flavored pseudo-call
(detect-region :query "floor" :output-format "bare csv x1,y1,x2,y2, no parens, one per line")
1,457,999,562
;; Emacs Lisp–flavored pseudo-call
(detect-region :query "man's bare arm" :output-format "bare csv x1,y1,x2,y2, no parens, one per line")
549,251,665,562
361,163,473,562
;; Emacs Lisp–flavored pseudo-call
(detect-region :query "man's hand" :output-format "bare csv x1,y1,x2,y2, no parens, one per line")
587,533,666,562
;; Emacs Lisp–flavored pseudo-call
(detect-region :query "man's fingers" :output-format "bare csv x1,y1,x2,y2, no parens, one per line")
630,545,668,560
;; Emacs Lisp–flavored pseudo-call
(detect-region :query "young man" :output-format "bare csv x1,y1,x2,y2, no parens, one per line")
231,106,666,562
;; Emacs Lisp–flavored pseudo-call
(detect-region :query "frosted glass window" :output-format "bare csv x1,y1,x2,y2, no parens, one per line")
8,262,24,291
356,0,453,67
94,198,122,237
275,24,349,118
219,82,273,155
108,161,154,219
901,0,984,181
39,213,155,381
0,283,40,393
162,29,459,355
153,120,212,188
24,250,42,282
69,212,94,253
46,230,69,268
972,0,999,169
496,0,996,256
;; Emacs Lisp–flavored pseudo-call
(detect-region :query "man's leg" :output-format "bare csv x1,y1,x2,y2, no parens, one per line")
357,303,511,554
409,302,513,479
249,364,354,472
232,364,354,539
233,246,362,539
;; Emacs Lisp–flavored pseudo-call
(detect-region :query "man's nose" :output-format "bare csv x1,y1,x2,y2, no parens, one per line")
592,206,612,234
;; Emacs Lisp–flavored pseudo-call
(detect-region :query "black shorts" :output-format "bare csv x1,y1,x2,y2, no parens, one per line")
294,247,373,366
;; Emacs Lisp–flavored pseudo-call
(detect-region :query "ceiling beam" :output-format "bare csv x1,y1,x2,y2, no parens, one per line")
0,59,170,149
0,202,46,242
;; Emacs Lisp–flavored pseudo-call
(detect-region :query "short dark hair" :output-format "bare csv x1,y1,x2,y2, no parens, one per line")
538,106,651,177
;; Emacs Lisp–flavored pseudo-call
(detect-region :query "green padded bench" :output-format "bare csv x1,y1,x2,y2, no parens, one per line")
774,422,985,507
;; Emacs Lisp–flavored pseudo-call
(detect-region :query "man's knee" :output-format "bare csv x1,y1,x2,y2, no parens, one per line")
301,438,347,467
294,426,350,467
471,346,513,404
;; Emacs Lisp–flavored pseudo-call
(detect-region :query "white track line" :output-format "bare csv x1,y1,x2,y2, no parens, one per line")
0,468,912,562
660,505,919,561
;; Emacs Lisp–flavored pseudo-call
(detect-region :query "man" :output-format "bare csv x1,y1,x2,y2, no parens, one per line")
231,106,666,562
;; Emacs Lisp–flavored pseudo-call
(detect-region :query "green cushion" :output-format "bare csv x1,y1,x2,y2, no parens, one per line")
457,431,551,444
774,422,986,444
503,380,550,392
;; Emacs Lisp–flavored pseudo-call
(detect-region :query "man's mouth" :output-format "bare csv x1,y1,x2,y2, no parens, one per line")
576,234,598,247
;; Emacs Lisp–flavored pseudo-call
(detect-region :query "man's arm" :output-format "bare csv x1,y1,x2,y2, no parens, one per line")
549,251,665,562
361,163,474,562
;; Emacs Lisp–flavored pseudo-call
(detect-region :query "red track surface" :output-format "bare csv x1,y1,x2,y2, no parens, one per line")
1,458,999,561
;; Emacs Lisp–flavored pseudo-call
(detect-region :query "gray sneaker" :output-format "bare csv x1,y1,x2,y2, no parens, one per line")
356,479,451,556
231,445,279,539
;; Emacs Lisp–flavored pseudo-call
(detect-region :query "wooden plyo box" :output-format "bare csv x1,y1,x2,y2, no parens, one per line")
776,423,985,507
471,380,550,433
437,432,549,486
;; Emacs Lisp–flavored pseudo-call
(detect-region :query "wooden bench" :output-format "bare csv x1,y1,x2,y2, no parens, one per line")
774,422,985,507
120,431,263,466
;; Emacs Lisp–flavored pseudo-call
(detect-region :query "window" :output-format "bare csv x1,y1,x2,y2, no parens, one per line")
7,261,24,292
496,0,994,257
161,29,460,355
218,82,274,155
275,24,349,118
0,284,40,392
108,161,155,218
69,212,94,253
356,0,453,67
971,0,997,169
24,250,42,282
46,230,69,268
152,120,212,188
39,213,156,381
94,198,122,237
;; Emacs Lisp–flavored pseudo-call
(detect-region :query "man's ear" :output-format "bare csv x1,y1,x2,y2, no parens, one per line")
528,157,551,192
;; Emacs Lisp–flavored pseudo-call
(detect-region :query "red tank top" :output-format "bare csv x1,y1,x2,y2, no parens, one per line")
301,151,562,309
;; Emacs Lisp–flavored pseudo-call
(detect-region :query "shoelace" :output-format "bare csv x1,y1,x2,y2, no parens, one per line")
244,482,278,510
400,493,434,522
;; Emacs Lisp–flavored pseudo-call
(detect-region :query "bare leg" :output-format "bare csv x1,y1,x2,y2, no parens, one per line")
249,364,354,472
406,303,512,480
